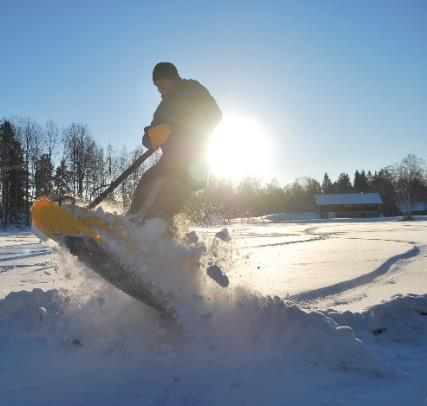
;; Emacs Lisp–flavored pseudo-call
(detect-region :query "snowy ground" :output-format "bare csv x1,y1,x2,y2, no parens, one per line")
0,216,427,405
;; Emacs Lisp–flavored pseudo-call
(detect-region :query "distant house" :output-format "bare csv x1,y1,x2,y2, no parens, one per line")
397,201,427,216
314,193,383,219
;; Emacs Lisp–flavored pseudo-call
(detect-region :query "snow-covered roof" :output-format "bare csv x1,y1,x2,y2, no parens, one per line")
314,193,383,206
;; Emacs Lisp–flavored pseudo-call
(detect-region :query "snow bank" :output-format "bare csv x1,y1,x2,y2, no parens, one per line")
4,286,426,374
327,294,427,345
0,215,398,376
5,278,427,377
0,286,383,375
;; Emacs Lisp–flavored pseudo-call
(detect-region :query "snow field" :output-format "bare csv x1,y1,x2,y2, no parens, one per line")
0,216,426,404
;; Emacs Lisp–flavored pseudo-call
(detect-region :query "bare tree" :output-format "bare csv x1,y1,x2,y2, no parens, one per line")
13,118,43,225
44,120,60,162
116,146,132,207
62,123,95,198
393,154,426,219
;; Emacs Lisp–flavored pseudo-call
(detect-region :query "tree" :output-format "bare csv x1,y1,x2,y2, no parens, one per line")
84,143,105,200
371,168,399,216
334,173,352,193
116,146,132,207
34,153,54,198
236,176,263,217
9,139,26,225
298,177,321,210
321,173,334,193
393,154,426,219
353,170,370,193
62,123,96,198
263,179,286,214
53,159,72,197
13,118,43,225
44,120,60,160
0,121,26,227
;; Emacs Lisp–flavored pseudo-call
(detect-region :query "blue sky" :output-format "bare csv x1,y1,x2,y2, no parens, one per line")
1,0,426,184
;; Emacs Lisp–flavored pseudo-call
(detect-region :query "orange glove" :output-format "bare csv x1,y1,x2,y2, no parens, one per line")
148,124,172,148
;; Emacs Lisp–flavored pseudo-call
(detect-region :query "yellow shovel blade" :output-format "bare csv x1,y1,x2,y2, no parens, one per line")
32,199,102,244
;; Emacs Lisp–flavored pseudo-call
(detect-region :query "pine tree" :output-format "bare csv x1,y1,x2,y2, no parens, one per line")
371,169,398,216
335,173,352,193
0,121,26,227
353,170,360,191
322,173,334,193
53,159,72,197
359,170,370,192
35,153,54,198
9,139,26,225
353,170,369,192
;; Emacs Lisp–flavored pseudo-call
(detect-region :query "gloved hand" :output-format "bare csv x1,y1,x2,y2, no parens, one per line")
148,124,171,148
142,126,151,149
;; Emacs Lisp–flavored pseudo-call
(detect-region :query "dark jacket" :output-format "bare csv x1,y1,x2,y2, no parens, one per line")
149,79,222,184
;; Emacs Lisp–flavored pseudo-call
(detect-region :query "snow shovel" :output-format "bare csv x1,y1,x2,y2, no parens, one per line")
87,148,155,209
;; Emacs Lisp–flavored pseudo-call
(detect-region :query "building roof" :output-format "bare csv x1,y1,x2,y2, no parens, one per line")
314,193,383,206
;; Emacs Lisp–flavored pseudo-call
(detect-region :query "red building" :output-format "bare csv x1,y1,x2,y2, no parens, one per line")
314,193,383,219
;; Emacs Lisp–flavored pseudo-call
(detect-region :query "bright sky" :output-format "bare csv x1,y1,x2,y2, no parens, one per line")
1,0,426,184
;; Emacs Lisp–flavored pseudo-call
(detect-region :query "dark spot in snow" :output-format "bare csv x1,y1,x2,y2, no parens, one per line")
371,328,387,336
193,294,204,302
97,297,106,306
419,311,427,316
215,228,231,242
207,265,229,287
185,231,199,243
70,338,83,347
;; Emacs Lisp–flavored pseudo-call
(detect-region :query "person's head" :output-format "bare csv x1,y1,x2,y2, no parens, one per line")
152,62,180,97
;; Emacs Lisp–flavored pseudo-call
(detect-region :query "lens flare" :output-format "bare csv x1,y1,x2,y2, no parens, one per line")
207,114,271,181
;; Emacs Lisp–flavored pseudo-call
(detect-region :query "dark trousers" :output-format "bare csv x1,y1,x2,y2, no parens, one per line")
127,162,192,222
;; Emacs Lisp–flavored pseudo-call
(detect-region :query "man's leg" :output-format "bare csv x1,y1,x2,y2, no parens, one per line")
127,165,159,217
141,176,192,221
127,164,192,223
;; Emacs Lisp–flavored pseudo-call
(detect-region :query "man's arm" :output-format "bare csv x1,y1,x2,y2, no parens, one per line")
142,99,173,150
146,80,222,147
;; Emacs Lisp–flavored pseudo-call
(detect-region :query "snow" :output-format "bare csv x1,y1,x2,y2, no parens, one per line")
1,216,427,405
263,211,320,221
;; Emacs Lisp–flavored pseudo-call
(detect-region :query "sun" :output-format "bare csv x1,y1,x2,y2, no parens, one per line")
207,114,271,182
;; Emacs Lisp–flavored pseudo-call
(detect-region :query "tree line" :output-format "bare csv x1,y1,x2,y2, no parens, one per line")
1,117,426,227
184,155,427,222
0,118,157,228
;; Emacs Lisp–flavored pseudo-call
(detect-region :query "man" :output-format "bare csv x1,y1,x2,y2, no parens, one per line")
127,62,222,225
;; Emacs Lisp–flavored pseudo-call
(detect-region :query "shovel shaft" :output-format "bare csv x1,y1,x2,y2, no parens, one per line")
87,149,154,209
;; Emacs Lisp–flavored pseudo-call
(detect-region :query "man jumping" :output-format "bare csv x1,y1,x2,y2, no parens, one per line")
127,62,222,225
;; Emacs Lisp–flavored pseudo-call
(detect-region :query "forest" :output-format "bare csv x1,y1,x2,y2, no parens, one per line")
1,118,426,227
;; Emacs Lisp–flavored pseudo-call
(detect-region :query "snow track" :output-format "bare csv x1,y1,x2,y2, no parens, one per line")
0,232,57,299
291,245,421,303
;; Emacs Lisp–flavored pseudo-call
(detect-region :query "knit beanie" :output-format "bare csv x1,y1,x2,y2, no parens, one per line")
152,62,180,82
